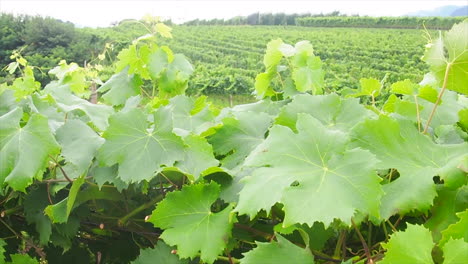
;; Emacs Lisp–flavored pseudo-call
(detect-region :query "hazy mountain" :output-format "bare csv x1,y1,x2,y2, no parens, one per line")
451,6,468,16
408,5,467,17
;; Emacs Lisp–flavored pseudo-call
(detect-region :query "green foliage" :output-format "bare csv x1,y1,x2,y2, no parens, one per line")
380,224,434,264
131,242,187,264
240,234,314,264
0,20,467,264
148,183,234,263
254,39,324,98
422,19,468,95
296,16,466,29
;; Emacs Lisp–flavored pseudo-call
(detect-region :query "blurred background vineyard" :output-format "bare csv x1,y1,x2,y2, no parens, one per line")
0,12,466,105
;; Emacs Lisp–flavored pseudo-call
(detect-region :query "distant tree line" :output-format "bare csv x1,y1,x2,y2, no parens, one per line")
0,14,107,83
184,11,348,25
296,16,467,29
183,11,466,29
0,14,150,84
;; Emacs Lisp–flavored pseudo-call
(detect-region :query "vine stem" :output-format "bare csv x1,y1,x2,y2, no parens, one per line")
118,194,163,226
423,62,451,134
48,155,73,183
351,219,374,264
217,255,240,263
234,223,273,240
414,95,421,132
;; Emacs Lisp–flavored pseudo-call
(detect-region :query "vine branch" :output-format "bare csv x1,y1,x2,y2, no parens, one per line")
423,62,451,134
352,219,374,264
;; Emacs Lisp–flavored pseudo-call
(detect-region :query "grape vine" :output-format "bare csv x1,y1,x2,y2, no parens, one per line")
0,19,467,264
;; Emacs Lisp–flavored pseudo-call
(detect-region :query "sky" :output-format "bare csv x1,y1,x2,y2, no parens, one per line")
0,0,466,27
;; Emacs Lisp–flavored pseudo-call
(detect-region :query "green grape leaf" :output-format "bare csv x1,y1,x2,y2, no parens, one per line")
148,48,170,79
419,90,467,129
240,234,314,264
163,95,217,136
380,224,434,264
92,165,128,192
237,114,383,227
9,254,39,264
426,186,468,242
46,178,122,223
44,83,114,131
0,239,5,262
422,21,468,95
98,68,142,106
254,72,276,99
155,23,173,38
23,186,52,245
391,80,438,103
148,182,234,264
0,90,16,116
292,57,324,95
115,44,156,80
28,93,65,132
8,66,40,100
442,238,468,264
49,61,88,97
391,79,418,95
276,94,372,132
0,108,60,192
349,78,381,98
419,85,439,103
351,116,468,219
263,39,283,70
98,108,184,183
132,242,187,264
56,120,104,176
156,55,194,98
440,209,468,246
173,135,219,181
209,111,273,169
459,107,468,130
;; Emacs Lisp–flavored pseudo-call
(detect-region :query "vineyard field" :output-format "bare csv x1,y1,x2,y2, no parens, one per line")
159,26,433,95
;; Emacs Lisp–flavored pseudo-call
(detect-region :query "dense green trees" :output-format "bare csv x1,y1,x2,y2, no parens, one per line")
0,14,104,84
296,16,466,29
183,12,465,28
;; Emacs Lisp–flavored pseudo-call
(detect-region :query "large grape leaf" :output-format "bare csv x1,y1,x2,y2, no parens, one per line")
236,114,383,227
163,95,217,137
92,165,128,192
419,90,467,130
209,111,273,169
148,182,234,264
55,119,104,176
23,186,52,244
44,175,86,223
97,68,142,106
44,83,114,131
426,186,468,242
172,135,219,181
28,93,65,132
9,254,39,264
0,108,60,192
440,209,468,246
98,108,184,183
0,239,5,262
0,90,16,116
240,234,314,264
422,20,468,95
132,242,188,264
380,224,434,264
351,116,468,219
276,94,372,132
442,238,468,264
